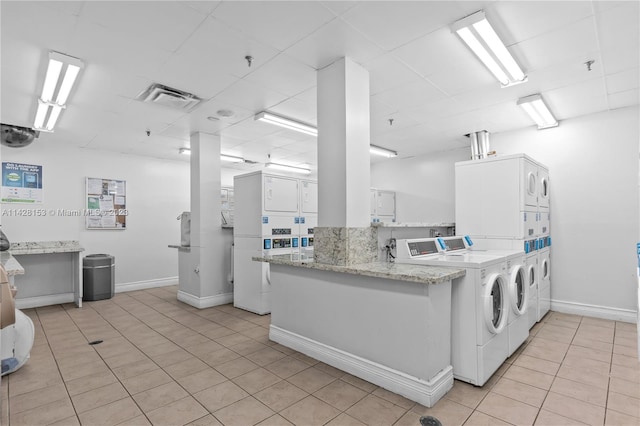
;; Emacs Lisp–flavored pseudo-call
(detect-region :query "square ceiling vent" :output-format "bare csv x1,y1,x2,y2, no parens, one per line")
136,83,202,111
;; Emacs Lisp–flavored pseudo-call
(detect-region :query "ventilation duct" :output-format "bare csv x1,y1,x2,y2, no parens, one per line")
136,83,202,111
469,130,490,160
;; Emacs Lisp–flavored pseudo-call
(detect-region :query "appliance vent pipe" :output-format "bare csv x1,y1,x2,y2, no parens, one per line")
469,130,490,160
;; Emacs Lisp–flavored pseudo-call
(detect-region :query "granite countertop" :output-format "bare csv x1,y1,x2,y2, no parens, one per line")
372,222,455,228
254,255,465,285
10,241,85,255
168,244,191,251
1,251,24,275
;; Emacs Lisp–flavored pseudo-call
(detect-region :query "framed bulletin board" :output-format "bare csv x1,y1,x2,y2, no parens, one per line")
86,177,127,229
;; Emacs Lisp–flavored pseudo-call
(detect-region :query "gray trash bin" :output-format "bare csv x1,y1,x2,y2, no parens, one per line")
83,254,115,301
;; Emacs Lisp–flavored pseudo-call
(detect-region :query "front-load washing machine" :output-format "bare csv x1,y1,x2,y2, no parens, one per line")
537,247,551,321
526,251,538,329
396,238,510,386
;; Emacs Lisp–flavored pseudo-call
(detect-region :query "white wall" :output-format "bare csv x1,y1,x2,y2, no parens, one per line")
1,142,190,289
490,106,639,318
372,106,639,319
371,148,469,224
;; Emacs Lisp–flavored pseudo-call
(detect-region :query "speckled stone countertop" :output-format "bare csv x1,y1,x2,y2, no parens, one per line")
372,222,455,228
254,255,465,285
1,251,24,275
10,241,85,255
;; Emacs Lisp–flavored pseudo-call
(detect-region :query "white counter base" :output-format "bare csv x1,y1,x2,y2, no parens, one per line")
269,263,454,407
270,326,453,407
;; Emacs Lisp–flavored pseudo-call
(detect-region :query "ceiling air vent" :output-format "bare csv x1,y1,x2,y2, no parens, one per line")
136,83,202,111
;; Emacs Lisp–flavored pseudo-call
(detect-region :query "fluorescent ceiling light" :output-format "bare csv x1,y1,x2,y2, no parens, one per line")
517,94,558,129
179,148,191,155
452,11,526,87
33,51,84,132
220,154,245,163
369,145,398,158
265,162,311,175
255,111,318,137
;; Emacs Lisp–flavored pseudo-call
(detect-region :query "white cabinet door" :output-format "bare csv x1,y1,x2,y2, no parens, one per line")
264,176,298,213
376,191,396,217
300,180,318,214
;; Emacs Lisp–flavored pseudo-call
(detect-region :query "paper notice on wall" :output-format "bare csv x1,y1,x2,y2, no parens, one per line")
87,178,103,195
100,214,116,228
99,195,114,211
1,162,44,203
115,196,125,205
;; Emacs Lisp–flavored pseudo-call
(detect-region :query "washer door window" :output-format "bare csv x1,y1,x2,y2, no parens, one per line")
528,264,536,289
484,274,508,334
542,257,550,280
509,266,528,316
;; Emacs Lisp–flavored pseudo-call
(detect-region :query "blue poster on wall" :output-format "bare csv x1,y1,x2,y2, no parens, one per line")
1,162,43,203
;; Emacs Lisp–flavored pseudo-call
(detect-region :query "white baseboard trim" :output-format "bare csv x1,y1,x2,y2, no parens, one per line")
269,325,453,407
115,277,179,293
551,299,638,323
177,290,233,309
16,293,74,309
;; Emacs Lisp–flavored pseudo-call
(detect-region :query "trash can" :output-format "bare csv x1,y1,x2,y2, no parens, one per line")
83,254,115,301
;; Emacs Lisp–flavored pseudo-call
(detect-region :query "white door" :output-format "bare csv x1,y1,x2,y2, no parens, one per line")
264,176,298,213
524,159,538,208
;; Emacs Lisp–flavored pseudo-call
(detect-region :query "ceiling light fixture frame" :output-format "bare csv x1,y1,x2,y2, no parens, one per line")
517,94,558,130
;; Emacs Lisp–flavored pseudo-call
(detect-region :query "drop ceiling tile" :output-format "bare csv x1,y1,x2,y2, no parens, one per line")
545,79,609,120
392,27,496,95
364,53,423,95
372,78,446,112
284,18,385,70
606,68,640,95
80,1,206,52
182,1,222,15
280,140,317,154
516,17,599,72
0,1,78,48
268,96,317,124
340,1,466,51
117,100,188,132
214,79,290,113
243,53,316,97
404,97,465,122
221,118,282,141
491,1,594,45
608,89,640,110
370,112,420,136
596,1,640,51
253,134,306,150
319,1,359,17
370,97,399,120
525,56,603,93
212,1,336,51
600,46,640,75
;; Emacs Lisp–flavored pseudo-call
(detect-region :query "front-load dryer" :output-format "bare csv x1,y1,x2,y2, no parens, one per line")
396,239,510,386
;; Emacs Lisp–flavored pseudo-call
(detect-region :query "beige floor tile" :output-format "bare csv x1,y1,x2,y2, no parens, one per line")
313,379,368,411
287,366,337,393
103,349,149,369
607,391,640,418
116,415,152,426
463,410,511,425
77,397,144,426
548,312,582,324
200,325,236,340
246,346,289,366
281,395,342,426
581,317,615,329
562,352,611,376
264,356,311,379
9,383,68,414
541,392,605,426
149,348,193,368
567,344,612,364
608,376,640,399
200,347,242,367
290,352,320,366
186,414,224,426
228,339,269,356
61,359,111,382
119,368,172,395
556,364,610,390
313,362,346,379
146,396,209,425
71,382,129,414
254,380,309,412
215,357,260,379
216,332,253,347
140,341,182,357
412,398,473,426
256,414,295,425
605,408,640,426
132,381,189,413
549,377,607,407
614,343,638,358
194,380,249,412
572,335,614,353
164,356,209,379
523,339,568,363
9,370,64,397
477,393,538,425
615,321,637,332
176,367,228,394
214,396,275,426
112,358,160,381
536,324,576,343
184,339,225,357
610,363,640,383
612,352,640,369
443,380,489,409
371,387,416,410
502,365,555,390
56,351,103,371
545,318,581,330
513,354,561,376
49,414,81,426
270,344,296,356
534,409,588,425
492,377,547,407
233,367,282,394
325,412,367,426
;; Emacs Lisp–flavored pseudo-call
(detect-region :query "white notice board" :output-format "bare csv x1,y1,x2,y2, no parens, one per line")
86,177,127,229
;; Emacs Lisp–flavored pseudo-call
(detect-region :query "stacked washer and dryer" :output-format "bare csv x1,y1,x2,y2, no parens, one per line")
455,153,551,328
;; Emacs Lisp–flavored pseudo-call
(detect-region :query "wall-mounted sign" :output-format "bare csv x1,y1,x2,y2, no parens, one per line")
1,162,43,203
86,177,127,230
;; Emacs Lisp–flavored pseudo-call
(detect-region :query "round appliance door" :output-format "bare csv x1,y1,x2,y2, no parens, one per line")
527,264,536,289
540,177,549,200
527,172,537,197
483,274,508,334
509,265,528,316
542,257,550,280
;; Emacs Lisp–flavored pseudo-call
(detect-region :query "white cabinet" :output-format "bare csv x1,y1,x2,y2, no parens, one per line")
264,175,299,213
371,189,396,223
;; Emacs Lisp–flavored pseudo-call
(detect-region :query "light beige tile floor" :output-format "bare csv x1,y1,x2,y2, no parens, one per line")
2,286,639,426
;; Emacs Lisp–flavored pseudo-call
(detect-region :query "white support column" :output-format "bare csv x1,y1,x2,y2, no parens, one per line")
177,132,233,308
314,57,377,266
